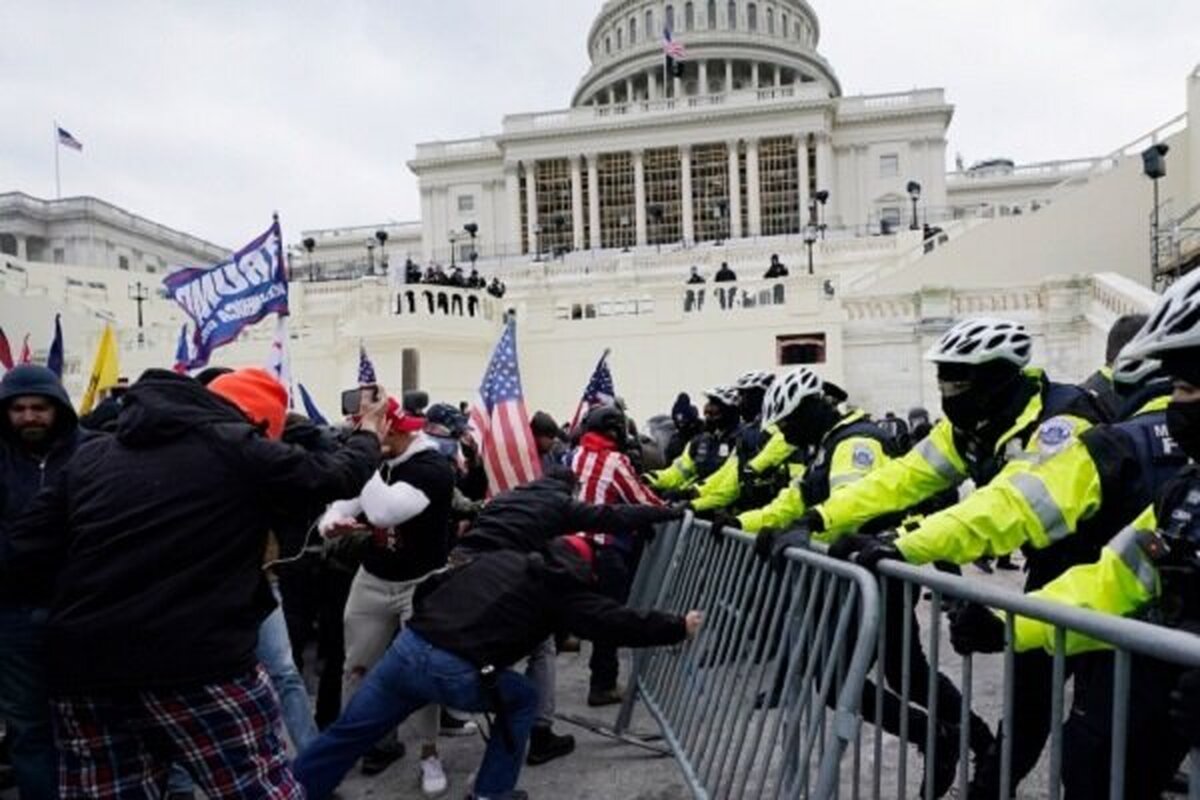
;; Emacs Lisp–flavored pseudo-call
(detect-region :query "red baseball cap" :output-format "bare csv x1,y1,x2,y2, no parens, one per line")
385,397,426,433
560,534,594,566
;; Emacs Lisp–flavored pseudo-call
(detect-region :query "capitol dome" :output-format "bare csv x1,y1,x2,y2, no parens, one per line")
573,0,841,107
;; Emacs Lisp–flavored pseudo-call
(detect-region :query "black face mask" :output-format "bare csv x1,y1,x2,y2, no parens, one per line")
779,398,840,448
1167,400,1200,461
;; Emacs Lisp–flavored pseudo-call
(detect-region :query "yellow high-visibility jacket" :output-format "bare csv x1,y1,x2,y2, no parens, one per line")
813,371,1100,545
738,411,890,533
894,396,1172,565
691,427,796,512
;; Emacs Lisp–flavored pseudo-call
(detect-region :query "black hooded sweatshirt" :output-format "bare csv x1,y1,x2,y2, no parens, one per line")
0,370,381,693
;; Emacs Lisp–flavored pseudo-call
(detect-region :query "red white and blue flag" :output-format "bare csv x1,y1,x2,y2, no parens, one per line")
57,127,83,151
265,316,293,405
172,325,191,374
357,343,378,386
0,327,13,373
469,318,541,495
568,349,616,432
662,26,687,60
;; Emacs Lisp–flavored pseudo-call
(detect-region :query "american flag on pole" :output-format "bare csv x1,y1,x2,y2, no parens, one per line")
662,26,687,60
568,349,615,432
357,343,378,385
265,316,293,405
57,127,83,151
469,318,542,495
172,325,191,374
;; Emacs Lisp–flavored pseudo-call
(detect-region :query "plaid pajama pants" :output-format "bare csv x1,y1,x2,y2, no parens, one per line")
52,666,302,799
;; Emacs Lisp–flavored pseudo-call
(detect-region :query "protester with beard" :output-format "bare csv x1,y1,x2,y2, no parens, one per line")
949,271,1200,799
0,368,384,799
0,365,94,799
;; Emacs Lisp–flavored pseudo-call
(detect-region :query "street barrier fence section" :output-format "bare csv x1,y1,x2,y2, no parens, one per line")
617,517,1200,800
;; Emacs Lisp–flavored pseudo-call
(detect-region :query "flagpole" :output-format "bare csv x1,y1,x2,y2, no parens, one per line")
53,120,61,199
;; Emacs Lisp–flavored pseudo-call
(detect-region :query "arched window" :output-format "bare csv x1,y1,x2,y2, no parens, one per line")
685,1,695,30
707,0,717,29
617,27,623,48
781,12,787,36
629,16,637,44
665,4,675,32
795,20,802,40
747,3,757,31
646,9,654,37
728,0,737,29
605,35,612,54
766,7,774,34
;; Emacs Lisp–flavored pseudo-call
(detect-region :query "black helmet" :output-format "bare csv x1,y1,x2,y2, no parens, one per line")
582,404,627,445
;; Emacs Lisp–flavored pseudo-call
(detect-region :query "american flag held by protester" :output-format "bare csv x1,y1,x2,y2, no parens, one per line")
469,317,542,495
568,350,616,432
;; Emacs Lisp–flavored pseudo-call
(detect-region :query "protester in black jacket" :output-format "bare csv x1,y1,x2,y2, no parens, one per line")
1,368,384,799
0,364,94,799
293,536,701,800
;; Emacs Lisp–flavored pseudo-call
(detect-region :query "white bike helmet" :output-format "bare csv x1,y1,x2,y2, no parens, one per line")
735,370,776,391
925,317,1033,368
703,386,741,409
1111,354,1163,387
1120,269,1200,362
761,368,824,427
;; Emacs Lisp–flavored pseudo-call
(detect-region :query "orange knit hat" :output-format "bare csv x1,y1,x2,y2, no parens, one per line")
208,368,288,439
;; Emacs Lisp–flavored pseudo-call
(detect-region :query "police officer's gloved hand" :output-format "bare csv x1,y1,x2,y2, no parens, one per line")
661,487,698,503
769,528,812,567
828,532,901,572
753,527,782,560
1169,669,1200,747
709,512,741,542
949,602,1006,655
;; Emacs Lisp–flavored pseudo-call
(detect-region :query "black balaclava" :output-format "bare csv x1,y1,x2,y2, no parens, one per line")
778,395,841,449
739,387,766,423
1164,352,1200,461
938,360,1028,435
704,400,739,435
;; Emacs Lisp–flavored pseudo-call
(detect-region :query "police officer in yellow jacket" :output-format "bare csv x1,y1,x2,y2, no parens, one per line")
807,317,1106,798
689,371,803,513
843,354,1184,798
649,386,741,495
949,271,1200,799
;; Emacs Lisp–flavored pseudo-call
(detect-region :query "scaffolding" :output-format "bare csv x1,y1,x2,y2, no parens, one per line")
599,152,636,250
691,143,730,243
761,136,801,236
645,147,683,246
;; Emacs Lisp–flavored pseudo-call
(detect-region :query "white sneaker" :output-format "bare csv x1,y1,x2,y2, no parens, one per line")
420,755,448,797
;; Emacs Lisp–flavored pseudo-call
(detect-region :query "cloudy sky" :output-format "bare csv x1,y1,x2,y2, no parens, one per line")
2,1,1196,248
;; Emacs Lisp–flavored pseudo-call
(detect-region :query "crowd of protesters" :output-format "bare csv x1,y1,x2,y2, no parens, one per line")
4,268,1200,800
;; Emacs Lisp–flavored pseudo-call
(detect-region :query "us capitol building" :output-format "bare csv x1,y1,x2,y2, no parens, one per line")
2,1,1199,421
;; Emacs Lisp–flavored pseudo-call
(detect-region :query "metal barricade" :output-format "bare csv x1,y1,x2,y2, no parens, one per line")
859,558,1200,800
617,515,881,799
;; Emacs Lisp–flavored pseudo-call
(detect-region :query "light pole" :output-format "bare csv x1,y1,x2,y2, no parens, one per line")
803,224,818,275
128,281,148,346
375,230,389,275
449,231,458,268
365,240,376,276
533,224,543,262
815,190,829,239
648,203,664,253
714,199,728,246
1142,143,1169,284
464,222,479,267
619,214,631,252
906,181,922,231
302,237,316,281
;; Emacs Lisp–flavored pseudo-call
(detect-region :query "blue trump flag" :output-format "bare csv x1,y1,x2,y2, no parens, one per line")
163,219,289,369
298,383,329,426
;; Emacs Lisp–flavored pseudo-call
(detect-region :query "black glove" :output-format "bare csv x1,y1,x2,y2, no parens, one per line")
827,532,901,572
1170,669,1200,748
709,512,741,542
769,529,812,567
753,527,782,560
949,602,1006,655
661,487,698,503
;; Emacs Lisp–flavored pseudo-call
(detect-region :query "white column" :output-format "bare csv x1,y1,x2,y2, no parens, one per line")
699,60,709,95
524,162,539,255
774,65,782,87
727,141,743,239
747,138,762,236
587,155,602,249
625,77,634,103
816,134,833,194
681,146,695,244
797,135,811,227
634,149,648,245
725,60,734,92
751,62,760,89
673,74,683,99
649,69,660,100
505,167,521,256
570,156,585,250
15,236,27,261
606,86,615,105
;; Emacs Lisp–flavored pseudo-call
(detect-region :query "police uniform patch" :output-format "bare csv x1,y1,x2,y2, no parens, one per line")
1036,419,1074,454
717,443,730,459
852,444,876,469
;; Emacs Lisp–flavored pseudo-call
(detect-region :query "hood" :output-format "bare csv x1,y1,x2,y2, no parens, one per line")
0,364,78,443
115,369,249,447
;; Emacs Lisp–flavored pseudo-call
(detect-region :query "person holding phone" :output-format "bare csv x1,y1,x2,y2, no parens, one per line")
319,395,457,795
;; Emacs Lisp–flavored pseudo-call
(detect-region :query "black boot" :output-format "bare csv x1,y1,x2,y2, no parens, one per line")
526,724,575,766
917,722,961,799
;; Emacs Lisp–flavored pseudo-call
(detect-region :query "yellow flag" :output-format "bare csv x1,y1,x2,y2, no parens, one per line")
79,325,120,415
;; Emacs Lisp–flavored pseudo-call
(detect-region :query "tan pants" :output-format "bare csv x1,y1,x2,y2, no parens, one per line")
342,566,439,746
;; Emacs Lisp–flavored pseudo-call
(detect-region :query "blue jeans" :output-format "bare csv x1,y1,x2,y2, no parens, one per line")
293,628,537,799
0,606,58,800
